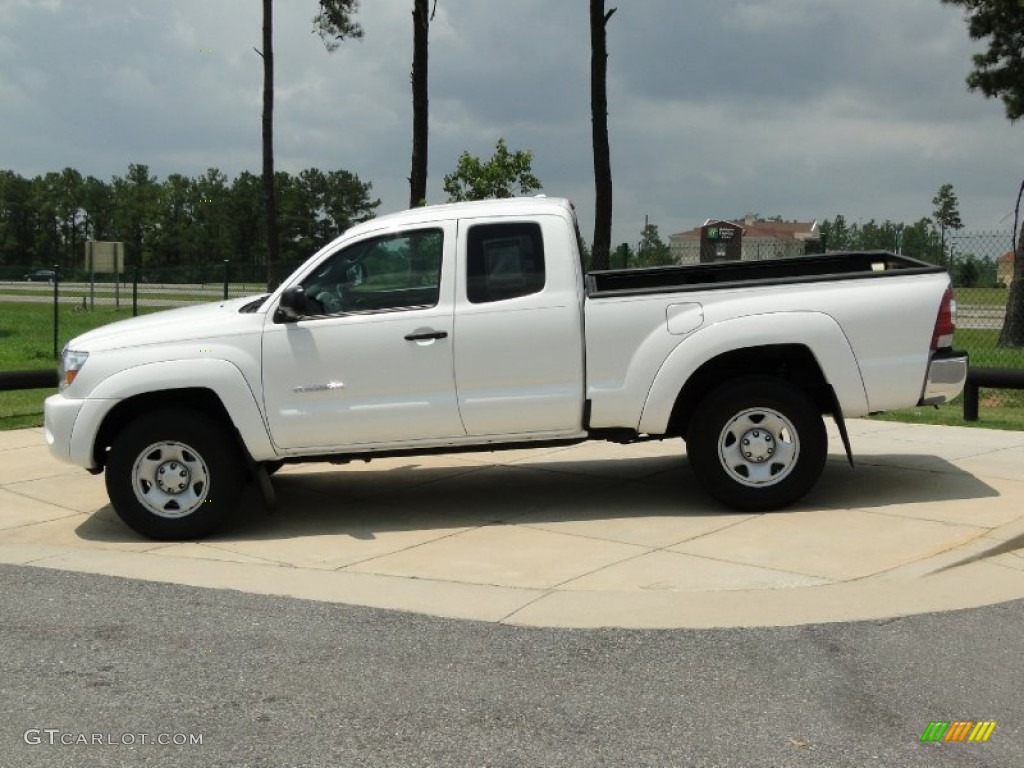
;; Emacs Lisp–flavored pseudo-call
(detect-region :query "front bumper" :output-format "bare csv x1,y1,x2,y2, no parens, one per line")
44,393,85,465
918,349,969,406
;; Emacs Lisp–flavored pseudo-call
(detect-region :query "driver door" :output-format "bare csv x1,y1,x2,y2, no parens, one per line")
262,224,466,451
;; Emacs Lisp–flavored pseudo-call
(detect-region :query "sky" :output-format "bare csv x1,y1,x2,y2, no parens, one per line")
0,0,1020,248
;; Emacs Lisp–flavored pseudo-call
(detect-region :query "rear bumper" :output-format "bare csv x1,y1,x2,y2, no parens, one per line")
918,349,968,406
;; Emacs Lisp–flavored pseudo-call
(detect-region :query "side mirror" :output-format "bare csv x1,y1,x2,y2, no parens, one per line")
274,286,307,323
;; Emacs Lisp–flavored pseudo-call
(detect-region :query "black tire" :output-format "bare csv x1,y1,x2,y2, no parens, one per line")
686,377,827,511
105,408,245,540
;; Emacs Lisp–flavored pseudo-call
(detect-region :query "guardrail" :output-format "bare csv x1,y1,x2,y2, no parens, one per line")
963,366,1024,421
0,369,57,392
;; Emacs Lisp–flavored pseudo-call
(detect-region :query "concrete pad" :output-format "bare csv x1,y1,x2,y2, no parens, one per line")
7,472,111,513
0,488,82,529
343,523,647,589
954,448,1024,483
0,444,77,485
504,558,1024,629
670,508,988,581
513,482,756,549
372,464,625,522
198,506,478,571
559,550,830,592
0,515,165,552
0,542,75,565
3,420,1024,629
804,460,1000,511
864,474,1024,529
27,548,544,623
0,427,45,451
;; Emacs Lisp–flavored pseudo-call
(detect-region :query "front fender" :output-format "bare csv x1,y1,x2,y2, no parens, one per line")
70,359,275,467
638,311,870,435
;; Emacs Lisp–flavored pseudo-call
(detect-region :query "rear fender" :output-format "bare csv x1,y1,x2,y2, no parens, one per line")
638,311,869,435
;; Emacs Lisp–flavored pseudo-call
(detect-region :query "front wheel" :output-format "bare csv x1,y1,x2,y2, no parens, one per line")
105,408,245,540
686,377,827,511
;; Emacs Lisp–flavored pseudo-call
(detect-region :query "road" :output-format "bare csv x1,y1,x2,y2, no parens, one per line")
1,563,1020,768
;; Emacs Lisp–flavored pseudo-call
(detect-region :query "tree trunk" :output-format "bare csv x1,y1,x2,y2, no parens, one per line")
590,1,615,271
262,0,280,291
998,226,1024,347
409,0,430,208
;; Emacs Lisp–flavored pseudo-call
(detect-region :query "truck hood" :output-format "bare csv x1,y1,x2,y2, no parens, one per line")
68,295,268,352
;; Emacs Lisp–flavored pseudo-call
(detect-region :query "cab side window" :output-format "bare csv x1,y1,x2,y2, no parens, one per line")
466,222,545,304
302,228,443,315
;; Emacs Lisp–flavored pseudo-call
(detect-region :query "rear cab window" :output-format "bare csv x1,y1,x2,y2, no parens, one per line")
466,222,545,304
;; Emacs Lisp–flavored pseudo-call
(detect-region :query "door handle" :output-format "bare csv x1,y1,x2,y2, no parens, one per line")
404,330,448,341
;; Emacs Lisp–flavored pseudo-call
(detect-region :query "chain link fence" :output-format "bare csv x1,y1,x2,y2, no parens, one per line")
941,231,1023,411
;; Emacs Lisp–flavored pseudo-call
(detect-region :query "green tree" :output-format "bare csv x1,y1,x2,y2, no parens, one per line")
82,175,115,243
943,0,1024,346
590,0,617,271
313,0,363,51
612,242,633,269
323,168,380,233
932,183,963,266
901,218,942,263
154,173,195,267
192,168,232,266
955,253,981,288
819,214,851,251
635,223,672,267
0,171,35,266
227,171,265,275
442,138,542,202
111,163,160,269
30,172,63,267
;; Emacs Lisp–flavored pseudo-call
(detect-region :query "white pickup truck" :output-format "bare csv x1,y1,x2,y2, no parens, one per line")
44,197,967,540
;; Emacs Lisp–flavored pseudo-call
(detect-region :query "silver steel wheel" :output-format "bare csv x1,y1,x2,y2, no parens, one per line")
717,407,800,488
130,440,210,519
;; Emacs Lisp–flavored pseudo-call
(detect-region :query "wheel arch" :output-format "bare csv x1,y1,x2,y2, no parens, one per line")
72,359,276,471
93,388,238,470
666,345,831,438
638,311,869,436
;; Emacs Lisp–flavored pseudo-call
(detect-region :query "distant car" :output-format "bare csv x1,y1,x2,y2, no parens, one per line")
23,269,58,283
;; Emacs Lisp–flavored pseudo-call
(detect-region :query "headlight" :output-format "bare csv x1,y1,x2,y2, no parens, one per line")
58,347,89,391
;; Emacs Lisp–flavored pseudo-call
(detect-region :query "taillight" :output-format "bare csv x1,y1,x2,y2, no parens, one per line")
931,285,956,350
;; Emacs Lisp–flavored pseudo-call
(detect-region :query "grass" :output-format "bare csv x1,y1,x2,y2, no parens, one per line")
0,301,164,430
955,286,1010,307
870,395,1024,432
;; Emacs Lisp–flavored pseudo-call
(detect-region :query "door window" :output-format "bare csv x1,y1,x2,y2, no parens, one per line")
301,228,443,315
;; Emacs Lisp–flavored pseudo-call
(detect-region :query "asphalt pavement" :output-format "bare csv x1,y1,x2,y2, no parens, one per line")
1,564,1020,768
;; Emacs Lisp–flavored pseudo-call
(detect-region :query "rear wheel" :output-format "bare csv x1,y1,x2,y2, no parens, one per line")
105,408,244,540
686,377,827,511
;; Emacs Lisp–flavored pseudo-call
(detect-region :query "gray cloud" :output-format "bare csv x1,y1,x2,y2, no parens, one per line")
0,0,1017,252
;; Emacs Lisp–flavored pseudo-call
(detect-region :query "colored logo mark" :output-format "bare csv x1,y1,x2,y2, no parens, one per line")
921,720,996,743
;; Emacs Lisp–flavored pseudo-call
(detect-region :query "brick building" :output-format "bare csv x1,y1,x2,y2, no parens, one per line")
669,214,821,265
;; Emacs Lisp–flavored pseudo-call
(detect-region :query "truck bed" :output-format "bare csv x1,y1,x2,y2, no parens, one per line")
586,251,944,298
